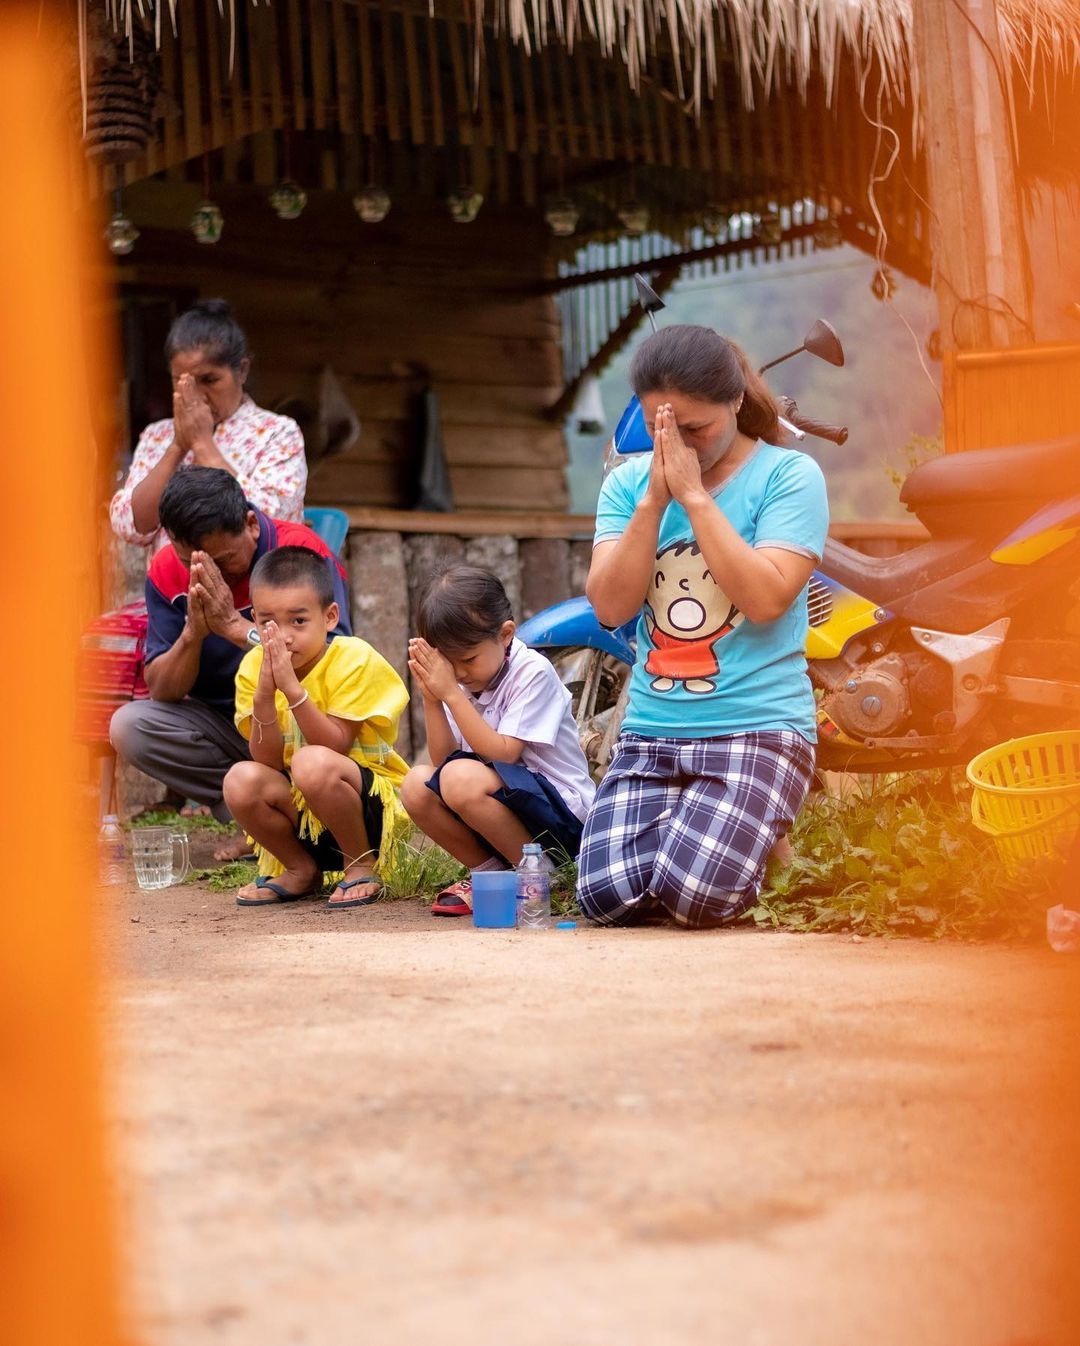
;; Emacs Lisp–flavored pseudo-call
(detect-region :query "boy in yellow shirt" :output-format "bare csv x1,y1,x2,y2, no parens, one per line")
226,546,409,908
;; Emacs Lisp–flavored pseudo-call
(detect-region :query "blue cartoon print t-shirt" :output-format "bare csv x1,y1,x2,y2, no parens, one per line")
593,442,829,742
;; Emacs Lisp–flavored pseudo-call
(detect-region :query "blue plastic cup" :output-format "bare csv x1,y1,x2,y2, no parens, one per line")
470,870,518,928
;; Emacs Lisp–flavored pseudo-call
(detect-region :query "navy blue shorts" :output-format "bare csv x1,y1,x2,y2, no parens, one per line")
292,766,385,871
425,750,584,862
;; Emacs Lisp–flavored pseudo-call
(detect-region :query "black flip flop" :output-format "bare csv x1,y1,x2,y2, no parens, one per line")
327,876,383,909
237,875,319,907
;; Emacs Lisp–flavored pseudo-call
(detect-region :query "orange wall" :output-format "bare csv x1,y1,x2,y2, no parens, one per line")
0,7,124,1345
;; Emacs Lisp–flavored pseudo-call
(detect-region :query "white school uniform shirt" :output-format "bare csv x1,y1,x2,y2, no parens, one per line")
443,638,597,820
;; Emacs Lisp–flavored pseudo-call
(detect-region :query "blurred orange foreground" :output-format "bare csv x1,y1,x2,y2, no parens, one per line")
0,6,123,1345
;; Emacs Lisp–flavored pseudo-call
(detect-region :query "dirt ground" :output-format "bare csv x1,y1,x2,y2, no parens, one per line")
101,864,1080,1346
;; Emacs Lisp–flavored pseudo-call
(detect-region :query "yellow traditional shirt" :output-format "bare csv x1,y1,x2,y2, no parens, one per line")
234,636,410,876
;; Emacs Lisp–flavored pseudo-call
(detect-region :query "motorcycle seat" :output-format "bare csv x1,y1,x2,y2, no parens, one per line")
900,436,1080,511
822,535,983,607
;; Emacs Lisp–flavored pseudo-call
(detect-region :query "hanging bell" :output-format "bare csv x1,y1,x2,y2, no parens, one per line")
191,200,224,246
104,212,139,256
353,185,392,223
544,197,580,238
871,266,898,302
701,204,729,241
448,187,483,224
269,179,308,220
617,200,649,237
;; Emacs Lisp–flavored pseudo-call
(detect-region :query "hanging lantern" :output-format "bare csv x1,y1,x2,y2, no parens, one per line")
544,197,580,237
813,214,843,250
191,200,224,245
617,200,649,236
269,179,307,220
104,211,139,256
871,266,898,302
701,204,729,241
448,187,483,224
353,185,392,223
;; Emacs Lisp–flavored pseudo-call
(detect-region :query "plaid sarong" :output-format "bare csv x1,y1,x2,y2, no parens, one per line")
576,730,815,929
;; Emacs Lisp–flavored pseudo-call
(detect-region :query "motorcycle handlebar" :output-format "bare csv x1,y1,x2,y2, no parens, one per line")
788,413,848,446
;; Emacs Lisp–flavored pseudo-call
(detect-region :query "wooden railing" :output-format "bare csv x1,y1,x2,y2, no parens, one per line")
345,508,928,555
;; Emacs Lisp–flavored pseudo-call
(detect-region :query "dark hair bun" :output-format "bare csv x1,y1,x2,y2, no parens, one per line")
165,299,249,373
191,298,235,320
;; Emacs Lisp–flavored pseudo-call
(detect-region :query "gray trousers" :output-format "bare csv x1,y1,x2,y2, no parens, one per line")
109,699,250,823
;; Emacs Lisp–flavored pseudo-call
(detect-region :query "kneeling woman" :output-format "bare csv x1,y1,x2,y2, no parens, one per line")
577,325,829,929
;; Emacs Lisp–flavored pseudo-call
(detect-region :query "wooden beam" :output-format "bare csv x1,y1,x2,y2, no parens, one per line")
343,506,597,537
911,0,1033,350
534,222,819,293
340,508,932,546
545,266,681,420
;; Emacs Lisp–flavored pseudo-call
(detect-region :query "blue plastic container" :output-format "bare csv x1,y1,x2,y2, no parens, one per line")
470,870,518,928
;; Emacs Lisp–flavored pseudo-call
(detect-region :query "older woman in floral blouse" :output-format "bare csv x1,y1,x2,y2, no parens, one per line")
110,298,306,548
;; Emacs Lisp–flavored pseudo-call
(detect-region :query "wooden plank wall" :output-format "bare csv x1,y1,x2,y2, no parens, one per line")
942,344,1080,453
116,179,569,511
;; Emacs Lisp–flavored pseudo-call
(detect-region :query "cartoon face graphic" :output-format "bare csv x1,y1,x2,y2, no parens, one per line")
644,541,744,693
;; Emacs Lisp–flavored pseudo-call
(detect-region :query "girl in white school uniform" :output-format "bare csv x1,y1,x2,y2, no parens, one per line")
400,564,596,916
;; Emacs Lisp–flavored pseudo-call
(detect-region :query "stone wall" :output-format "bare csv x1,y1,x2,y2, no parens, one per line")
348,530,593,758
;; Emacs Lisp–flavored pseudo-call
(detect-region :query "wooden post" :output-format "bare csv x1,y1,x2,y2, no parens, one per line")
911,0,1033,351
0,7,124,1345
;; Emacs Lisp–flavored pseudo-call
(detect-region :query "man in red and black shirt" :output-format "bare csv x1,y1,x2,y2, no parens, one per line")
110,467,351,825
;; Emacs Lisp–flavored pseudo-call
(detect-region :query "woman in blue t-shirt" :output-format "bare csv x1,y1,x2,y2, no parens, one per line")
577,325,829,929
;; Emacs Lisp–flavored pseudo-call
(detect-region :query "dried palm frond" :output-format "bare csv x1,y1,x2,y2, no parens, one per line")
75,0,1080,120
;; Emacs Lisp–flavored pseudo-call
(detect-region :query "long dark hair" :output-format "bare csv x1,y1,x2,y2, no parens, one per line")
165,298,249,373
630,324,781,444
416,564,513,653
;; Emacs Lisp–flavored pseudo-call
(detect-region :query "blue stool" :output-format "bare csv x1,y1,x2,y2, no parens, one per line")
303,507,350,557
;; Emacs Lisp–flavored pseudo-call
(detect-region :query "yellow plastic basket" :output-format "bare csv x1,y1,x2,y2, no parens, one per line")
966,731,1080,868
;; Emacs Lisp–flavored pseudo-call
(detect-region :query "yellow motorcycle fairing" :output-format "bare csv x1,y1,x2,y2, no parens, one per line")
804,579,881,660
991,497,1080,566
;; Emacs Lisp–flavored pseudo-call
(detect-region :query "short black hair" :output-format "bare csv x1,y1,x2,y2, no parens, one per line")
159,467,249,545
250,546,335,609
416,564,513,653
165,298,249,372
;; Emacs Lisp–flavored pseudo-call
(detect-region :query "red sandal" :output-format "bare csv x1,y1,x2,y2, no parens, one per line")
431,878,472,917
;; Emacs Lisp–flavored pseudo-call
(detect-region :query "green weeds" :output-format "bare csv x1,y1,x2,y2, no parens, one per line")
191,860,258,891
753,771,1058,939
129,810,232,836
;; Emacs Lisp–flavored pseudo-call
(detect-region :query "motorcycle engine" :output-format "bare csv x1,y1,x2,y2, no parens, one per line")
820,654,911,739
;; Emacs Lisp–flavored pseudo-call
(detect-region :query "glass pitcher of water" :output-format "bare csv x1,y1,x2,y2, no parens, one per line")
130,826,192,890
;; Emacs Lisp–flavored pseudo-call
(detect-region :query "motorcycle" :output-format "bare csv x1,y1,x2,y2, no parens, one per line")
519,277,1080,774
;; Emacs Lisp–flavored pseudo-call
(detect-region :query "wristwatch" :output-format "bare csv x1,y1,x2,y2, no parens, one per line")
245,626,261,646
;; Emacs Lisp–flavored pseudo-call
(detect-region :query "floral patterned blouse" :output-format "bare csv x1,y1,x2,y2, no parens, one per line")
109,395,307,547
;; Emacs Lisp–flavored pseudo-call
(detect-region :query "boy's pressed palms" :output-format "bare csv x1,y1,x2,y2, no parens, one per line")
262,620,303,699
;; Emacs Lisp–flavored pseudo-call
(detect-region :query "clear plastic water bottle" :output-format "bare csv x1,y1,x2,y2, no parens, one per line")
98,814,126,886
516,843,553,929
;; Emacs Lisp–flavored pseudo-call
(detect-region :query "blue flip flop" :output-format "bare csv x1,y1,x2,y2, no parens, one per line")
326,876,383,909
237,875,319,907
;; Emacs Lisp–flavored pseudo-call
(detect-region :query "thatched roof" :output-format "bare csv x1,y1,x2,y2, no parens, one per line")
82,0,1080,117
